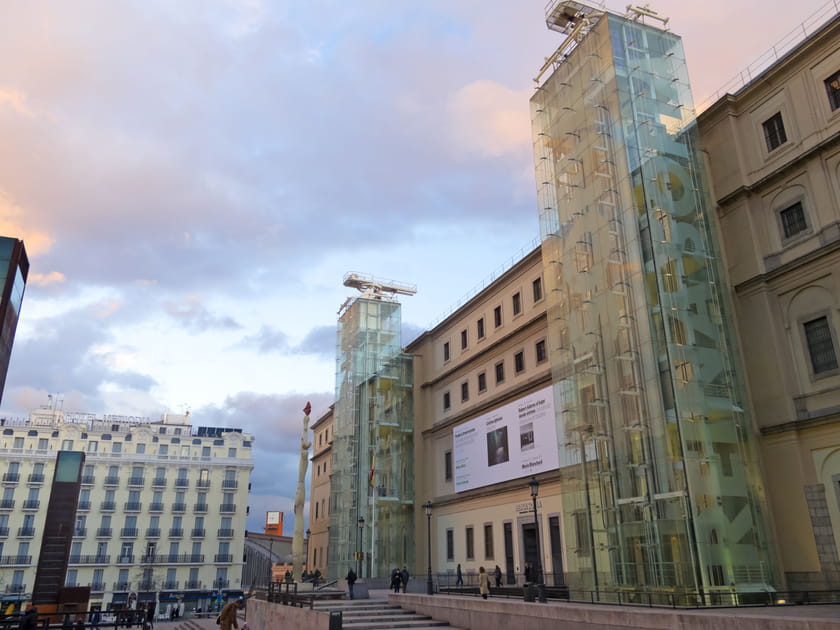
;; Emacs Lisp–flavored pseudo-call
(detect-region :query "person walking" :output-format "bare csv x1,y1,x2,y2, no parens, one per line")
455,563,463,587
478,567,491,600
494,565,502,588
346,567,357,600
218,599,244,630
18,603,38,630
390,568,401,593
524,562,532,584
400,567,409,593
89,608,101,630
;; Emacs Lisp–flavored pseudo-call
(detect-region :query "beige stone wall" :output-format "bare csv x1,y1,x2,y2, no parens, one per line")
247,598,330,630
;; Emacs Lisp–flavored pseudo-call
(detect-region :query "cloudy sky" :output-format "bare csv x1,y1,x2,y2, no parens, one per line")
0,0,832,532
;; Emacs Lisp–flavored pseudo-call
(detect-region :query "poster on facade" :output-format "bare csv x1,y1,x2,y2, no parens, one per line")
453,385,559,492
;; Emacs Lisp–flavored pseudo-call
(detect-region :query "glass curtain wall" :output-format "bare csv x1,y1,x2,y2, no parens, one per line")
531,8,776,603
329,297,414,579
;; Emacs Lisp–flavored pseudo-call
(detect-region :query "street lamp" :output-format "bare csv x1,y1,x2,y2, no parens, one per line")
424,501,434,595
357,516,365,579
529,476,547,603
305,529,311,574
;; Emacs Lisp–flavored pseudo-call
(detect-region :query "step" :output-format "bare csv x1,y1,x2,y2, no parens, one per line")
341,620,450,630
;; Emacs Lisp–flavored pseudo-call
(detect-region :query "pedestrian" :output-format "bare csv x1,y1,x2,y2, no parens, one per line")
390,568,401,593
524,562,532,584
478,567,491,600
75,613,86,630
18,603,38,630
313,568,322,586
400,567,409,593
455,563,463,587
218,599,244,630
145,602,155,630
62,614,73,630
346,567,357,600
89,608,101,630
494,565,502,588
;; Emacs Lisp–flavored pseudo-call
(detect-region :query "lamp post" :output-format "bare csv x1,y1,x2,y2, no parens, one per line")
305,528,311,574
529,476,547,603
357,516,365,579
424,501,434,595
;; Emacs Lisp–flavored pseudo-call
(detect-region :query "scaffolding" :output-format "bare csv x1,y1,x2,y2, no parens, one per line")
328,276,415,580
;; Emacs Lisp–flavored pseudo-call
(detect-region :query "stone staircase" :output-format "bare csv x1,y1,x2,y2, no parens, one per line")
314,599,465,630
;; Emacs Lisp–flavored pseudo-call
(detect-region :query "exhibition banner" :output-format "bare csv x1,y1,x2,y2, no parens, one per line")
453,385,559,492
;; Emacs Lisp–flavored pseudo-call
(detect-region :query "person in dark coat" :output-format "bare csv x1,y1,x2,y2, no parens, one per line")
494,565,502,588
455,564,463,587
18,603,37,630
346,567,357,600
400,567,409,593
390,568,401,593
524,562,532,584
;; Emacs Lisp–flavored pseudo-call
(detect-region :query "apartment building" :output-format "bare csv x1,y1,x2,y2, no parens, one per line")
408,246,556,586
698,9,840,590
0,406,252,609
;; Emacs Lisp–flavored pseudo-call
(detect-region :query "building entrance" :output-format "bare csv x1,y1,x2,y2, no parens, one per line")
521,523,538,582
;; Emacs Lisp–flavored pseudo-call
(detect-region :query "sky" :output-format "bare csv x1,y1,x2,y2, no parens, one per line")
0,0,833,533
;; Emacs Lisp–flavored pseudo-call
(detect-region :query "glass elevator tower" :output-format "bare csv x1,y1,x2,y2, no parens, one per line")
531,1,777,603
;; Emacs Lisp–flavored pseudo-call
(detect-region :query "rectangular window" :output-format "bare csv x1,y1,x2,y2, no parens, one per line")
228,448,237,458
87,441,98,453
465,526,474,560
825,70,840,110
111,442,122,454
573,512,591,554
136,443,145,454
804,316,839,374
446,529,454,561
512,292,522,316
443,342,450,362
477,372,487,392
61,440,73,450
495,361,505,384
494,305,502,328
461,329,468,350
532,277,543,302
780,202,807,239
444,451,452,481
443,392,451,411
37,439,48,450
461,382,469,402
477,318,485,340
484,524,494,560
12,437,23,449
762,112,787,151
535,340,547,363
514,351,524,374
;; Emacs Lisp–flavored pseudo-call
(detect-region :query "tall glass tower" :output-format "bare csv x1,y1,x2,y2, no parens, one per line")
328,274,415,579
0,236,28,406
531,2,777,603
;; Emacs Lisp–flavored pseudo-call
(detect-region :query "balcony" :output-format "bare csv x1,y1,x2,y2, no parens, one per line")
163,580,179,589
149,502,164,512
27,473,44,484
184,580,202,589
151,477,167,488
196,479,211,489
120,528,138,538
72,528,86,538
214,554,233,563
22,500,39,511
116,555,135,565
190,528,205,538
96,528,112,538
0,500,13,510
171,503,186,513
138,581,155,590
5,584,25,594
100,501,116,512
0,556,31,565
174,478,189,488
81,475,95,485
219,504,236,514
169,528,183,538
77,501,91,511
89,582,105,592
103,476,120,486
146,528,161,538
142,553,204,564
68,555,110,565
17,527,35,537
124,502,142,512
193,503,208,514
113,581,131,591
127,476,145,487
222,479,238,490
217,528,234,538
213,579,230,588
2,473,19,483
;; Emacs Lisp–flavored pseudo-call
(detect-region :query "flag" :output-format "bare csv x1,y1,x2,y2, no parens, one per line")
369,453,375,487
303,402,311,415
